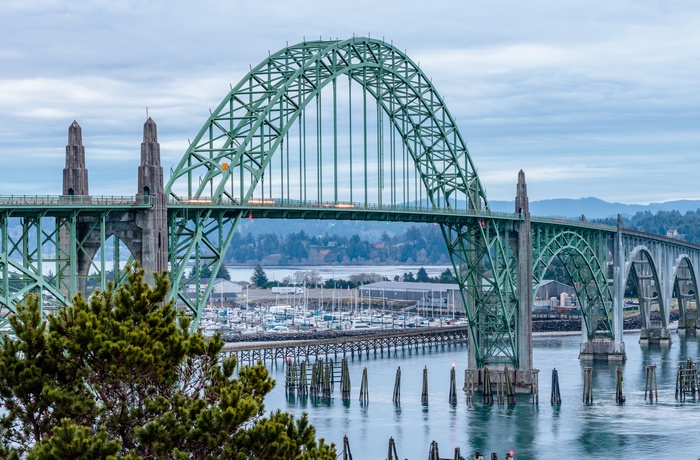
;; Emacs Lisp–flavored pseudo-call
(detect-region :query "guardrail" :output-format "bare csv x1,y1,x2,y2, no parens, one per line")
0,195,152,207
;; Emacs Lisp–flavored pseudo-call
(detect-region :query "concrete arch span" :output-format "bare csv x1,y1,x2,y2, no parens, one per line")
624,245,666,330
673,254,700,334
531,227,614,341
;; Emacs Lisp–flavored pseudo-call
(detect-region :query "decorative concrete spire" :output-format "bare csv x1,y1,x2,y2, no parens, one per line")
137,117,163,196
515,169,529,216
63,120,89,195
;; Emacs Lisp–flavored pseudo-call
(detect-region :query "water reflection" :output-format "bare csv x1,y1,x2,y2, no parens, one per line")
262,331,700,458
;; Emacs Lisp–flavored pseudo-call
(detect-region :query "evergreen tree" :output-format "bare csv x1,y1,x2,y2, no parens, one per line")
250,263,269,288
438,268,456,284
0,263,335,459
416,267,431,283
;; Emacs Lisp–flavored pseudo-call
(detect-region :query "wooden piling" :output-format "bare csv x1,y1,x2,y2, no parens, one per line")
483,368,493,404
310,361,319,397
531,369,539,405
645,364,657,402
421,366,429,404
582,367,593,404
359,367,369,403
298,360,308,396
496,370,504,405
322,363,331,398
615,365,625,403
386,437,399,460
342,435,353,460
550,368,561,405
464,369,478,405
448,366,457,405
504,366,516,405
428,440,439,460
285,360,293,394
341,358,351,401
392,367,401,403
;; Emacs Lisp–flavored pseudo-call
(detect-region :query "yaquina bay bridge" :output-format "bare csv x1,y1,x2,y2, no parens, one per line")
2,37,699,392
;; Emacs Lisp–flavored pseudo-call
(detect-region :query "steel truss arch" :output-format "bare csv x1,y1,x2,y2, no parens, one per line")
164,37,499,324
531,226,614,339
166,37,485,210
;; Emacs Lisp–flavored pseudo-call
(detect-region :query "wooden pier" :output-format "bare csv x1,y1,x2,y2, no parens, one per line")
221,326,468,365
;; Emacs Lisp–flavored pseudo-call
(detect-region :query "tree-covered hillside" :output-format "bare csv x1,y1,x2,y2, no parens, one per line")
595,209,700,244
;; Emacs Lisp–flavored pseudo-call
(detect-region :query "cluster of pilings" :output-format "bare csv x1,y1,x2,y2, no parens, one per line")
548,361,700,405
284,357,340,397
286,361,538,406
339,435,515,460
675,358,699,401
464,367,535,406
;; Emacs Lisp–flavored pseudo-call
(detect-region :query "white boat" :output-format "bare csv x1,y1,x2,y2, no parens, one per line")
348,318,379,330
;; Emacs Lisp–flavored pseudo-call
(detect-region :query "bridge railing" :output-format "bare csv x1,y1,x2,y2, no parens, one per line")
0,195,152,207
531,215,617,231
170,197,523,220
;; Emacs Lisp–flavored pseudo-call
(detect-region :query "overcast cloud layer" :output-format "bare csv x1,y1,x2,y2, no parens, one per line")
1,0,698,204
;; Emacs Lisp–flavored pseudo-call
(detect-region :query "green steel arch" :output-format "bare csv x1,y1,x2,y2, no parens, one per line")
531,225,614,339
165,37,521,369
166,37,485,209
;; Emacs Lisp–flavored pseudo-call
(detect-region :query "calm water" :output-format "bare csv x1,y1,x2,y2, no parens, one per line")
260,331,700,459
226,265,452,283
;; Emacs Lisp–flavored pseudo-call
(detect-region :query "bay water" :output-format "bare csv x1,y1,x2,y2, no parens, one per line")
261,331,700,458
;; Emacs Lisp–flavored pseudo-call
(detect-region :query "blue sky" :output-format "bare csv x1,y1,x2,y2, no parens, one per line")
1,0,698,204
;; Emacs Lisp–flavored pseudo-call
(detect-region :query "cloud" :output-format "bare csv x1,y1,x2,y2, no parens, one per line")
0,1,698,204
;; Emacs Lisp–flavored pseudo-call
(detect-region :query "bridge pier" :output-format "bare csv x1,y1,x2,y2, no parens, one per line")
470,367,540,396
579,339,626,361
676,311,700,335
639,324,672,344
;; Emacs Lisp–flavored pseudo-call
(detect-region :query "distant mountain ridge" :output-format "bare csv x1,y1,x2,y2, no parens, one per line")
488,197,700,220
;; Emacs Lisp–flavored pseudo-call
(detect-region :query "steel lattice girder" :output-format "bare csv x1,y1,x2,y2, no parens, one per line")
167,208,243,317
531,223,614,339
441,219,519,368
0,209,135,327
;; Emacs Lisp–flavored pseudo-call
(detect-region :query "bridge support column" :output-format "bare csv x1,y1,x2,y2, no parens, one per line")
60,121,92,297
515,170,533,373
511,171,538,392
579,216,627,360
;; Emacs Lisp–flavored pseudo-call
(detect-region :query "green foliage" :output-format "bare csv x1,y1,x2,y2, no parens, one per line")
225,225,451,266
250,264,269,288
0,263,334,459
189,264,231,280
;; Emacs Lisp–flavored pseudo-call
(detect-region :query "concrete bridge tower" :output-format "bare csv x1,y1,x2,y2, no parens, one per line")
135,117,168,282
60,121,94,296
59,119,168,297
